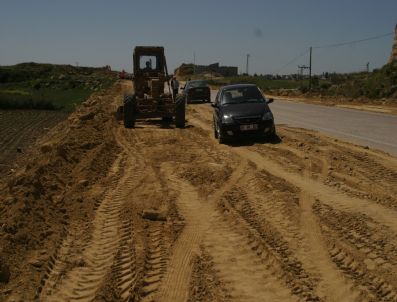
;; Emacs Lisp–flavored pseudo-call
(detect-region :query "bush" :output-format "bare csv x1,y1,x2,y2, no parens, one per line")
299,85,309,93
320,82,331,90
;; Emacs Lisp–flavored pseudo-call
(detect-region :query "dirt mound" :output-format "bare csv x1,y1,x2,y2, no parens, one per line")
0,83,123,299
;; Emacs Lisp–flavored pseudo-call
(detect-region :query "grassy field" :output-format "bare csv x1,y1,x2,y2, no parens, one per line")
0,63,117,111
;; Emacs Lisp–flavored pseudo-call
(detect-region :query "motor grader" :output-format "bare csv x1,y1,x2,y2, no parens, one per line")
122,46,185,128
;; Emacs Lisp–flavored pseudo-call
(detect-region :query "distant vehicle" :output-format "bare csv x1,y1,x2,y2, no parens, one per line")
181,80,211,103
119,70,126,79
211,84,276,144
118,70,133,80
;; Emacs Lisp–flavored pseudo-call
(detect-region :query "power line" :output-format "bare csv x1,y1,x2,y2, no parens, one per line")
313,32,394,49
271,31,394,75
271,49,309,74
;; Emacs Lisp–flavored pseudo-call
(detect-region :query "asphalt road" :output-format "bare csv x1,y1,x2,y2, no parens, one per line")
271,99,397,156
209,90,397,156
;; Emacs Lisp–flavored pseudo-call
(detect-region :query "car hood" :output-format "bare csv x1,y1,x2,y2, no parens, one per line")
221,102,270,117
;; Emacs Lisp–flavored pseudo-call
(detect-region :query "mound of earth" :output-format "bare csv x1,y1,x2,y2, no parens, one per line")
0,82,124,299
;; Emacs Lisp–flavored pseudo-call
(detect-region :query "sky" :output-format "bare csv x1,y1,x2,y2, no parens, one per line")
1,0,396,75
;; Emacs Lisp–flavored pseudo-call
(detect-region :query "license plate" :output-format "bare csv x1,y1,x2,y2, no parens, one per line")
240,124,258,131
195,88,203,92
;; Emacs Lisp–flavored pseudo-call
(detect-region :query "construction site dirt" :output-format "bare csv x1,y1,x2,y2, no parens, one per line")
0,81,396,302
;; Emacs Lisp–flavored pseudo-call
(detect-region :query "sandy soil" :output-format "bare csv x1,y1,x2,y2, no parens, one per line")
0,81,396,302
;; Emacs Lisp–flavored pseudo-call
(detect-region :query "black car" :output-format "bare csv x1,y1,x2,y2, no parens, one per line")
181,80,211,103
212,84,276,143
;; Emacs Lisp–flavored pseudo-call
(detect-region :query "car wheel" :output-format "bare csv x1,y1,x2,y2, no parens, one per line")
123,94,136,128
270,127,277,140
266,126,277,141
175,95,186,128
218,133,227,144
218,128,227,144
214,121,218,139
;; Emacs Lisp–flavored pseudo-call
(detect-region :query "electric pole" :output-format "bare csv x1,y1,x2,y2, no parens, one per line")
309,46,312,90
298,65,309,79
246,54,250,75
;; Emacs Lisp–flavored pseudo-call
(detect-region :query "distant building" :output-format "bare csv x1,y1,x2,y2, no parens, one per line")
389,24,397,63
195,63,238,76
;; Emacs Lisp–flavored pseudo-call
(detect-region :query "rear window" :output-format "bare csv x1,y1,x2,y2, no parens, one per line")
187,81,208,88
221,86,263,104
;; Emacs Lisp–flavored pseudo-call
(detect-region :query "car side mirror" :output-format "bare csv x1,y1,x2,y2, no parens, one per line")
267,98,274,104
211,103,217,108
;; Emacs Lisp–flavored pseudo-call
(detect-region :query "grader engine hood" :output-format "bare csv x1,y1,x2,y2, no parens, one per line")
148,78,164,99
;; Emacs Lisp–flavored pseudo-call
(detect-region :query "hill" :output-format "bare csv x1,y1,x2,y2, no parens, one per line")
0,63,117,111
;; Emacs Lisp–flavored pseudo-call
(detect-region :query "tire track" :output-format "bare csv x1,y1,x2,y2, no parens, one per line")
34,225,79,300
155,159,247,302
220,168,361,301
39,130,144,301
139,223,168,301
242,146,397,233
189,114,397,233
113,214,138,302
313,201,397,301
276,127,397,209
299,191,362,301
204,214,301,302
158,163,299,302
325,235,397,301
220,187,320,301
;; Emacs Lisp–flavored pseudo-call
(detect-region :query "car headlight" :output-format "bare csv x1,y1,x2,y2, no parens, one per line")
262,112,273,121
222,114,234,124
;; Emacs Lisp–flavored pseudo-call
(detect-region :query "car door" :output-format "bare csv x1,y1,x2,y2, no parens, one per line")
184,82,191,96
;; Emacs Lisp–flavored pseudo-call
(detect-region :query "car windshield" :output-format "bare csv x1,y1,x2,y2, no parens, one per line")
186,81,208,88
221,86,264,104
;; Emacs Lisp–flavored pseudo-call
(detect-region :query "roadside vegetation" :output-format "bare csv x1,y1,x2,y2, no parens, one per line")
0,62,117,111
177,61,397,101
311,61,397,99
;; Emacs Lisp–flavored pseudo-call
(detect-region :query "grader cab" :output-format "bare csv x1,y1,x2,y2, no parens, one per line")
123,46,185,128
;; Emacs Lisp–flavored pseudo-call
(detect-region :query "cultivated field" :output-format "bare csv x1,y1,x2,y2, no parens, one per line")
0,81,396,302
0,110,68,175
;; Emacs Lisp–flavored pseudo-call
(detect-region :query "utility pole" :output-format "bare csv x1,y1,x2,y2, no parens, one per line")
298,65,309,79
246,54,250,75
309,46,312,90
366,62,370,73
